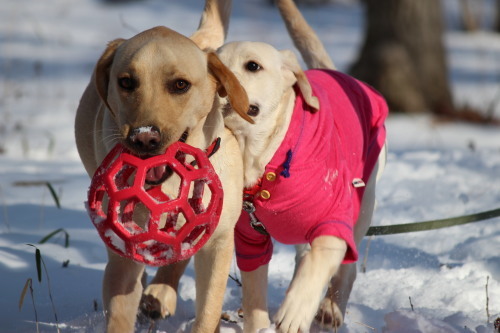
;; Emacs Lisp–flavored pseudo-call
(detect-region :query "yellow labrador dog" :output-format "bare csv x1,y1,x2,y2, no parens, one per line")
75,1,252,332
216,0,388,332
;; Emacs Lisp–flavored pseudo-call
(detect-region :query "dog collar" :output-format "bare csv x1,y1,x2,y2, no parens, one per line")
243,177,262,201
205,137,221,158
187,137,221,167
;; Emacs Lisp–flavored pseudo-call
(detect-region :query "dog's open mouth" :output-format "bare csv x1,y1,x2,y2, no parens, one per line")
145,165,173,186
143,130,189,186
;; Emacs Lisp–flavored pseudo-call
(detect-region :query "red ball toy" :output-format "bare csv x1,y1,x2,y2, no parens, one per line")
86,141,223,266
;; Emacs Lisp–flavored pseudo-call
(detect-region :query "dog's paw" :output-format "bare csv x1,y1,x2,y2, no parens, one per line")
273,288,319,333
139,294,166,320
139,284,178,320
314,297,343,329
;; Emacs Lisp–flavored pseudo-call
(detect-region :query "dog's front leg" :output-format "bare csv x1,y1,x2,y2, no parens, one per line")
140,258,191,320
103,250,146,333
191,233,235,333
241,264,270,333
274,236,347,333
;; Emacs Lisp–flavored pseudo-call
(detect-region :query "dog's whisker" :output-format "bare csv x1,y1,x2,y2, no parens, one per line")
103,134,122,146
89,128,121,139
92,130,123,147
82,129,123,147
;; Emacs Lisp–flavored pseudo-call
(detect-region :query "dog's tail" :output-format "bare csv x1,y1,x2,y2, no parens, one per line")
190,0,232,51
276,0,335,70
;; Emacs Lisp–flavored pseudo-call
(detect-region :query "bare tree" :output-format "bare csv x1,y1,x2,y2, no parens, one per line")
350,0,455,116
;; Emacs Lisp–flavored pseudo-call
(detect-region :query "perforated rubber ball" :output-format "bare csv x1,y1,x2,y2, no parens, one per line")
86,142,223,266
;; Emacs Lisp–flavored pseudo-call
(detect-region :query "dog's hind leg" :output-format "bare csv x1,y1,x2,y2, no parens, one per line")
276,0,335,70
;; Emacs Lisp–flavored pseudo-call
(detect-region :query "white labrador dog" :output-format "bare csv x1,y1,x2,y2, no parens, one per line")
216,0,388,332
75,1,252,332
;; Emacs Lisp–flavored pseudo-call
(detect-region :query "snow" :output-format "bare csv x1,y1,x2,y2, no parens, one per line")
1,0,500,332
104,229,126,254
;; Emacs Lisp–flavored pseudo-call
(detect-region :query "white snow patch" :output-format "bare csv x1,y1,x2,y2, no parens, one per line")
1,0,499,332
104,229,126,253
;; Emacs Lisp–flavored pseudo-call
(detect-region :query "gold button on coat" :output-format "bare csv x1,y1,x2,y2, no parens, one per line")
260,190,271,199
265,172,276,181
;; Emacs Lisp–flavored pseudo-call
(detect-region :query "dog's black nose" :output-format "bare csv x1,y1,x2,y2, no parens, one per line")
127,126,161,153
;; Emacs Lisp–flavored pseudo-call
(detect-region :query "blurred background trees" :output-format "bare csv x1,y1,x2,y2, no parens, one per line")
275,0,500,122
349,0,454,117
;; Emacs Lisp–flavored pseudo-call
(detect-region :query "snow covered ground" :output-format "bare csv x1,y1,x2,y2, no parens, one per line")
1,0,500,332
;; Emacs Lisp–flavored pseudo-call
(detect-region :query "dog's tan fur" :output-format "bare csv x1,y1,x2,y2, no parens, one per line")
190,0,232,51
215,0,386,332
275,0,335,71
75,2,250,331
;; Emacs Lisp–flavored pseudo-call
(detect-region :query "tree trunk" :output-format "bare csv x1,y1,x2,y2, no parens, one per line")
496,0,500,32
350,0,455,115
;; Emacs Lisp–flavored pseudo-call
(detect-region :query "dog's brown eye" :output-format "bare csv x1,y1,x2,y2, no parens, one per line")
246,61,262,72
248,105,260,117
171,79,191,94
118,77,135,91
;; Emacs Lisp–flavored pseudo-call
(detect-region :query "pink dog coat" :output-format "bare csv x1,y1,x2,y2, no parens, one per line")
234,69,388,272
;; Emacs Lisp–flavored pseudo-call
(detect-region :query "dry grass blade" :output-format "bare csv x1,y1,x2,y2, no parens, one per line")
228,273,242,287
25,245,43,283
486,276,490,324
353,321,377,331
45,182,61,209
39,228,70,248
12,181,62,209
18,278,39,333
19,278,32,311
26,244,60,332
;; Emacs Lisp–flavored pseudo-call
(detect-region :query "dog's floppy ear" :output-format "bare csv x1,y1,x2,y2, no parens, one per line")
280,49,320,112
207,52,254,124
94,38,126,116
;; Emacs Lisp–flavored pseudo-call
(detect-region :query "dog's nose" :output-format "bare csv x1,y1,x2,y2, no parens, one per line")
127,126,161,153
